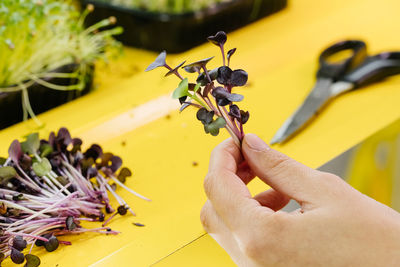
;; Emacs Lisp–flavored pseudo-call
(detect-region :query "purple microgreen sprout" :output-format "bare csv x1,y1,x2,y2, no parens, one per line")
0,127,150,265
227,48,236,67
207,31,227,66
146,31,250,146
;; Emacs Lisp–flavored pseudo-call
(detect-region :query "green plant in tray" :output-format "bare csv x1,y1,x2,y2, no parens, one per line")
146,31,249,145
97,0,230,13
0,0,122,124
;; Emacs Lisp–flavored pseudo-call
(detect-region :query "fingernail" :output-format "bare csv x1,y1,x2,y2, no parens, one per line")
244,134,269,151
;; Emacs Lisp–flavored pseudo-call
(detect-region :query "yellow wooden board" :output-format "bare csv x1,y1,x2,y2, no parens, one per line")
1,0,400,265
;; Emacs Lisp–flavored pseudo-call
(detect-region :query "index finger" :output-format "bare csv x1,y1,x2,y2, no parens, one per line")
204,138,273,230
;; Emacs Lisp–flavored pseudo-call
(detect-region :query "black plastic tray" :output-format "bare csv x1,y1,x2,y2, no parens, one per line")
0,64,94,130
82,0,287,53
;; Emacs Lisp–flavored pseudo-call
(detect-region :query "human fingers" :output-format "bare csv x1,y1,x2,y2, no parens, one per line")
242,134,325,204
205,139,273,229
253,188,291,211
200,201,249,266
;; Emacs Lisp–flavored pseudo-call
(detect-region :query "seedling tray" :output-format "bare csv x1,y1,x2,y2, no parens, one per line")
82,0,287,53
0,64,94,130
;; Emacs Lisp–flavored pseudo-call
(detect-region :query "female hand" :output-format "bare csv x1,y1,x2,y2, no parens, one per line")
201,134,400,266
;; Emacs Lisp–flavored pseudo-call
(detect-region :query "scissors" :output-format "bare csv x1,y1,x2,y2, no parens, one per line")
270,40,400,145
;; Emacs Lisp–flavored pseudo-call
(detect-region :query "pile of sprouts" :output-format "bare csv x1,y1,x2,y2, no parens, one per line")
0,0,122,123
0,128,149,266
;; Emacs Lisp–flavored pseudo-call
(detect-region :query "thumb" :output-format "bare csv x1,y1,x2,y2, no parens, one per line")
242,134,325,203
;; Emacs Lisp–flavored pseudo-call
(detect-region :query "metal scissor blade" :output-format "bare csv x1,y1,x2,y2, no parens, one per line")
270,78,334,144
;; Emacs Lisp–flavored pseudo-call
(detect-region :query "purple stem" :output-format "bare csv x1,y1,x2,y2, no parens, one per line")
165,64,184,80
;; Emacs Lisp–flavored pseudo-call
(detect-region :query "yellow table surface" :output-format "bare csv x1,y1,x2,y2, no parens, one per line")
1,0,400,265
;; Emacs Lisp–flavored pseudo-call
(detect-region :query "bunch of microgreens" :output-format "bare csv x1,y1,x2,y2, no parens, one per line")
96,0,230,13
0,0,122,124
0,128,149,266
146,31,249,145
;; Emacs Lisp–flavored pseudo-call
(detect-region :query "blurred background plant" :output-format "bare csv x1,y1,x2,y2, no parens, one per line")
0,0,122,124
94,0,230,13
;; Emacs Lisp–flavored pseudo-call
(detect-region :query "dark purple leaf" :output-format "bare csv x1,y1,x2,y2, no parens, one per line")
196,72,208,86
209,68,219,80
231,69,248,87
182,57,214,73
35,234,51,247
212,87,232,106
217,66,233,85
10,248,24,264
71,138,82,153
227,93,244,102
110,156,122,173
8,140,22,164
212,87,230,99
145,51,167,71
19,154,32,171
84,144,103,160
44,236,59,252
228,105,241,119
183,65,201,73
56,128,72,148
196,108,214,125
48,132,55,147
240,110,250,124
98,153,113,168
66,216,77,231
164,60,186,77
117,205,128,215
179,96,187,105
207,31,227,46
13,236,27,251
227,48,236,62
217,98,231,106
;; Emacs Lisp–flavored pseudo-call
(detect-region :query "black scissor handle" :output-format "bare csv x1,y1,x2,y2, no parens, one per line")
341,52,400,88
317,40,367,81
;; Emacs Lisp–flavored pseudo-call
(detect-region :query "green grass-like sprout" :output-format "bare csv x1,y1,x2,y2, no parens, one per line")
0,0,123,124
96,0,231,14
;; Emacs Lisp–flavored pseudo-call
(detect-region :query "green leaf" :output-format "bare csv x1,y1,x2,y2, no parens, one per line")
204,124,220,136
0,157,6,165
213,117,227,128
193,83,201,93
39,143,53,158
21,133,40,155
172,78,189,99
32,158,52,177
25,254,41,267
203,118,226,136
0,166,17,180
